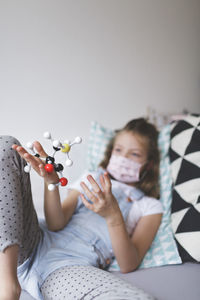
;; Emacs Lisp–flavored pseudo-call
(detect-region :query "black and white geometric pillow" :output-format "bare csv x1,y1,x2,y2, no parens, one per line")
169,114,200,263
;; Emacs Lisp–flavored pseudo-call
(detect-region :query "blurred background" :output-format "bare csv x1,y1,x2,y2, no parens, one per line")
0,0,200,216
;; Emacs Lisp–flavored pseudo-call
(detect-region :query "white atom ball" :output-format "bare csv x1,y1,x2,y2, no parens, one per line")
75,137,82,143
24,165,31,173
66,159,73,167
48,184,56,191
53,140,61,148
44,132,51,139
26,142,34,149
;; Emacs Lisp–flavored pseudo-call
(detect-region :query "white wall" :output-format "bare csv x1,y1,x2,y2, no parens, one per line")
0,0,200,215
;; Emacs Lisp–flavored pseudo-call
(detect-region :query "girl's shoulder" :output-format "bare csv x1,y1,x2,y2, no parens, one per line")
126,196,163,234
134,195,163,216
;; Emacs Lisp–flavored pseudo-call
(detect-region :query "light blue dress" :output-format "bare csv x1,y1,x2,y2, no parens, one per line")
17,168,144,300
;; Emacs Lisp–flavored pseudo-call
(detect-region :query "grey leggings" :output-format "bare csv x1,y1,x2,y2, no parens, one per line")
0,136,154,300
0,135,41,264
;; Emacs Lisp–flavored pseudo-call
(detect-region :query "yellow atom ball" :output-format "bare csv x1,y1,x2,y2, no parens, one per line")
61,143,71,153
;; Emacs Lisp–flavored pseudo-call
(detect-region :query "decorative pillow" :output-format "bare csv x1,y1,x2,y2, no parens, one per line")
87,121,114,171
87,121,181,270
169,114,200,263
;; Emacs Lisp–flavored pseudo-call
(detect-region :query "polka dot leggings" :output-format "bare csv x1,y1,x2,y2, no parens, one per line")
0,136,41,265
0,136,154,300
41,265,154,300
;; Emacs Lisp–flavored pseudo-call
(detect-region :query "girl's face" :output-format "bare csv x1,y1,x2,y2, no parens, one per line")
112,131,148,165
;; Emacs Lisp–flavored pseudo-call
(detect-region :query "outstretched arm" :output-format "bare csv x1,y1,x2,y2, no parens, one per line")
106,212,162,273
80,173,162,273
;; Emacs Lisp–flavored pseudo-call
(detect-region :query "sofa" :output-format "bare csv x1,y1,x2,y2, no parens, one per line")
20,262,199,300
20,114,200,299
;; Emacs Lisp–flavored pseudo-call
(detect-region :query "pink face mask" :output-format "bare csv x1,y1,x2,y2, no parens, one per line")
106,154,142,183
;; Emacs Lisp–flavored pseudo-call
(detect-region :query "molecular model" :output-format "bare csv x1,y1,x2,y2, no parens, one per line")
24,132,82,191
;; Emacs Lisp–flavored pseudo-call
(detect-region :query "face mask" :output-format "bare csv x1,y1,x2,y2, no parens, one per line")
106,154,143,183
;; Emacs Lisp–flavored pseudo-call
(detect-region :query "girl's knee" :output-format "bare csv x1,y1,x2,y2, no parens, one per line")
0,136,21,157
0,136,21,148
0,136,23,170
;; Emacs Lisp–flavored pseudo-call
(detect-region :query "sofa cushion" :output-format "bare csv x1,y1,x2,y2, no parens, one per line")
169,114,200,262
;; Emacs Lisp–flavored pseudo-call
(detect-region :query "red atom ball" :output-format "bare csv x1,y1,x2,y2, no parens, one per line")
45,164,54,173
59,177,68,186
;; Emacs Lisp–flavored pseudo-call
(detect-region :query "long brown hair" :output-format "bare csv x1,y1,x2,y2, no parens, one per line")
99,118,160,198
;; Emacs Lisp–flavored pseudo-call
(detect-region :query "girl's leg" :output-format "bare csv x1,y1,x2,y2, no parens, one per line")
0,135,41,265
41,265,154,300
0,245,21,300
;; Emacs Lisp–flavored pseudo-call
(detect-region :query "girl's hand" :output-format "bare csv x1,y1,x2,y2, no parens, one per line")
80,172,121,223
12,141,59,184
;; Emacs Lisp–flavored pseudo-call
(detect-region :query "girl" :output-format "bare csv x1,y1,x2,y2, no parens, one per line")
0,118,163,300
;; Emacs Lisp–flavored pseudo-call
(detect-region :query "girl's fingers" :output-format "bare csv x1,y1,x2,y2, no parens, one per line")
12,145,28,158
80,193,94,211
23,152,41,170
14,146,38,167
33,141,48,158
13,142,47,160
86,175,103,197
13,144,49,178
80,181,97,203
13,144,44,167
39,164,46,177
99,174,106,191
12,144,19,151
103,172,112,192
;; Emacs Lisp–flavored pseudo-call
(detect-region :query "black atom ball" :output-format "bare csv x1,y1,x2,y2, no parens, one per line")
46,156,55,164
54,163,64,172
53,146,60,151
